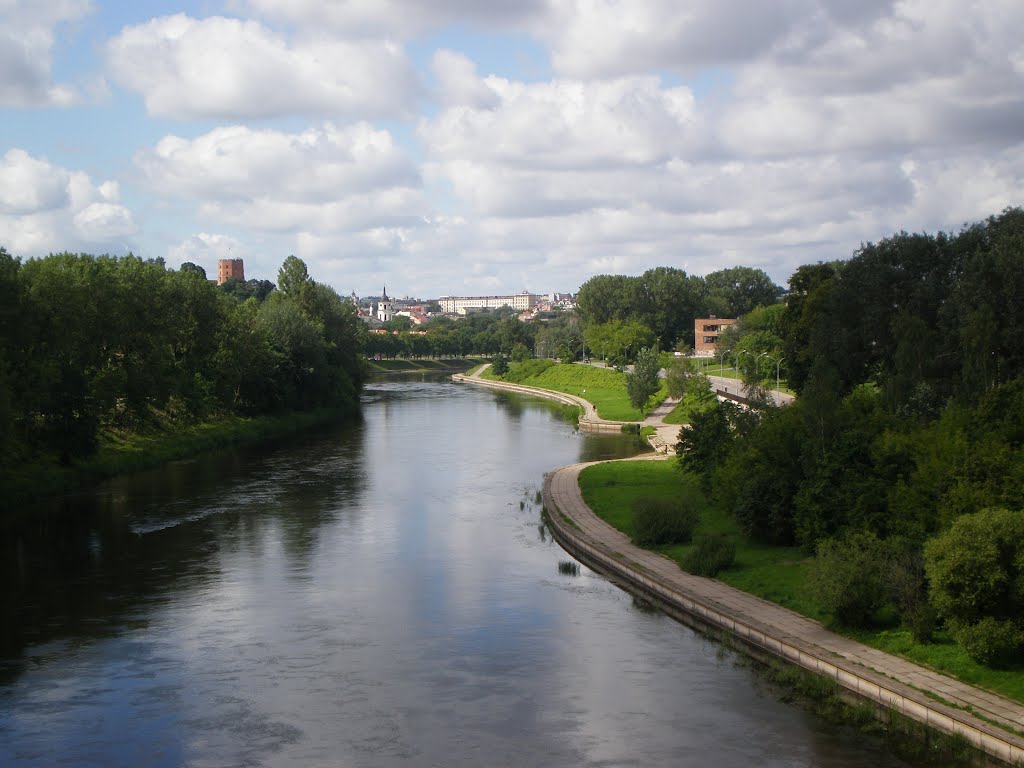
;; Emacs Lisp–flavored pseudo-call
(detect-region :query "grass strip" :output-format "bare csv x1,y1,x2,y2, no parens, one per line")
483,362,665,421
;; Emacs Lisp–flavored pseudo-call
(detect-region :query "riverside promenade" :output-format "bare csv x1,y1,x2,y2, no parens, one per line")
453,366,1024,765
452,364,681,448
544,463,1024,765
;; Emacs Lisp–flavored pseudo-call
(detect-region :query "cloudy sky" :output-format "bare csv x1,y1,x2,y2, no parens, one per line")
1,1,1021,298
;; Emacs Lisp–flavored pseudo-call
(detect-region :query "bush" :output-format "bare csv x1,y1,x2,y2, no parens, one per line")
632,496,698,546
924,507,1024,627
682,533,736,576
810,530,889,628
953,617,1024,668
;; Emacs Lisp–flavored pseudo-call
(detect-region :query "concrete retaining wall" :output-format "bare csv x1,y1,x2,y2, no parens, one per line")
541,473,1024,767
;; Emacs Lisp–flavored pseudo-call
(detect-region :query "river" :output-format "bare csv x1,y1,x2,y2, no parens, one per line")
0,377,916,767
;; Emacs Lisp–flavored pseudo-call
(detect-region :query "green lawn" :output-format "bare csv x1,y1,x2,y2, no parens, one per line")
662,386,718,425
484,362,666,421
368,357,483,372
577,459,1024,706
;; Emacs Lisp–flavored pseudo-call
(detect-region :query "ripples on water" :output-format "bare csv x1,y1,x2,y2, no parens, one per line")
0,377,915,767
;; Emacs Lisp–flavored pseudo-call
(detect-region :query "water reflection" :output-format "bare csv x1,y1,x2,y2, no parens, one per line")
0,377,916,767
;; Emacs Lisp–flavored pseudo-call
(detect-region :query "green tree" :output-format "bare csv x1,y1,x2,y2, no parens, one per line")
704,266,782,317
924,507,1024,666
626,345,661,409
277,255,311,298
811,530,890,628
676,403,731,488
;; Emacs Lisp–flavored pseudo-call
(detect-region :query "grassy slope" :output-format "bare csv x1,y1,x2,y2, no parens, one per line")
367,357,484,372
662,387,717,426
577,459,1024,705
484,362,666,421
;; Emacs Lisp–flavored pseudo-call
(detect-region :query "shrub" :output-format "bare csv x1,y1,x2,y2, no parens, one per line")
810,530,889,628
924,507,1024,627
632,495,698,546
953,617,1024,668
682,533,736,576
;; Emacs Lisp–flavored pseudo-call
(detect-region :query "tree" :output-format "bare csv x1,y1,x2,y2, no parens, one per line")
704,266,782,317
576,274,635,326
925,507,1024,666
811,530,890,628
180,262,207,280
277,255,311,298
491,354,509,376
627,345,661,409
677,403,731,488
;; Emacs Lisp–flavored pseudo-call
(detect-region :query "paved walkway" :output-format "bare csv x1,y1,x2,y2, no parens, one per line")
546,459,1024,763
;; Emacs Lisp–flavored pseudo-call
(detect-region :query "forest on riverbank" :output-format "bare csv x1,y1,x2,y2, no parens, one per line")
0,251,366,506
582,207,1024,674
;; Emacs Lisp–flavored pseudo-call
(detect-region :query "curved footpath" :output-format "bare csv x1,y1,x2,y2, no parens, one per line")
454,368,1024,765
454,363,681,449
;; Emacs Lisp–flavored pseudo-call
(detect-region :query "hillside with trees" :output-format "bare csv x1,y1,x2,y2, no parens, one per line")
680,208,1024,668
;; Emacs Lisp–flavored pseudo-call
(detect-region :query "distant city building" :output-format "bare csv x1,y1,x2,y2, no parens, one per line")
376,287,394,322
439,292,542,314
217,258,245,285
694,316,737,357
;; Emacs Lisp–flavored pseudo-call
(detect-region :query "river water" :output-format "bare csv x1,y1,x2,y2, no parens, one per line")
0,377,916,767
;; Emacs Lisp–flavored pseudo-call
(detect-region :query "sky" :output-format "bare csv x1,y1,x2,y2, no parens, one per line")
1,1,1022,299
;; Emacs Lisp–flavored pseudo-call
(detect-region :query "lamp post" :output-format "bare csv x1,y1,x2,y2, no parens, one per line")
771,355,785,393
756,351,769,385
736,349,751,378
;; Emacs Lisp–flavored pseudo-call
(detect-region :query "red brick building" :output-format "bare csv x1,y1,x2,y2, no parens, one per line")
217,258,245,285
694,316,736,357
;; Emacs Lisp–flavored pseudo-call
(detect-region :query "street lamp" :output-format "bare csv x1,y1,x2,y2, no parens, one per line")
770,355,785,393
736,349,751,378
756,351,769,384
718,350,731,376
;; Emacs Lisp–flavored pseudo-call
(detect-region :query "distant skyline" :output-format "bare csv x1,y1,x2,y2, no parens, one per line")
2,1,1021,297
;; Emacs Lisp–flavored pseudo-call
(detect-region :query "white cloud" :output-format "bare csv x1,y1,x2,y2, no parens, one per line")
0,149,137,256
168,232,244,269
137,122,426,238
240,0,544,38
0,0,91,107
432,50,501,108
106,14,421,119
422,75,697,172
538,0,808,78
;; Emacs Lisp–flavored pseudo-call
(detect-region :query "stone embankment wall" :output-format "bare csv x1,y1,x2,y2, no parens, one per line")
541,473,1024,767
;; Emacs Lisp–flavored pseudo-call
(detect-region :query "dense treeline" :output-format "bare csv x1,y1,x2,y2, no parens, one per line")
681,207,1024,665
0,250,366,470
365,307,566,360
577,265,782,350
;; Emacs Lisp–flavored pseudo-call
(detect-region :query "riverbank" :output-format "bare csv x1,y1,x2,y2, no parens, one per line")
454,364,680,449
366,357,485,374
454,365,632,434
542,459,1024,766
1,405,360,516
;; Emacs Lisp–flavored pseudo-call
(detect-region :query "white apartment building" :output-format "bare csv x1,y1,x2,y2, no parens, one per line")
439,292,542,314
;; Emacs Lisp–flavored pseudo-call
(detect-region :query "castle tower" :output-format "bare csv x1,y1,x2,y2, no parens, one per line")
217,258,245,285
376,286,394,322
